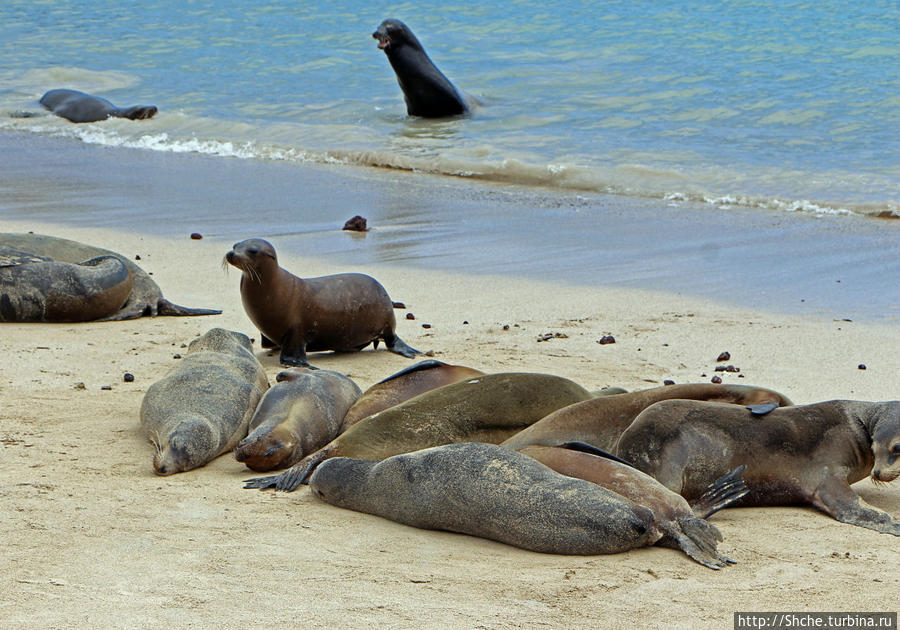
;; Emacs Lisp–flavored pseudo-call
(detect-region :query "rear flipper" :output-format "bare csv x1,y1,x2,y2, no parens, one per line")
384,332,421,359
689,465,749,519
811,474,900,536
658,518,735,570
155,298,222,317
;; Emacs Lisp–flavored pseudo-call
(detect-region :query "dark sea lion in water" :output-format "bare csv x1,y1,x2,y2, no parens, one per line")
140,328,269,475
373,19,470,118
225,238,419,367
244,372,593,491
40,89,158,123
617,399,900,535
235,367,362,472
518,444,748,568
501,383,793,452
309,442,658,556
0,233,221,319
339,359,485,431
0,254,132,322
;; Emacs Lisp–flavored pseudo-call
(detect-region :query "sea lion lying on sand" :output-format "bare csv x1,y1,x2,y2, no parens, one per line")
40,89,157,123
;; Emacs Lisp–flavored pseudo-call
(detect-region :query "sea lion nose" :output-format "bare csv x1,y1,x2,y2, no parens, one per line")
873,468,882,479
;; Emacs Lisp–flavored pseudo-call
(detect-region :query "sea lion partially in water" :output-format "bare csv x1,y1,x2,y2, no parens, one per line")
244,372,593,491
225,238,419,367
235,367,362,472
339,359,484,431
140,328,269,475
0,233,221,319
501,383,792,452
0,253,133,322
617,399,900,535
40,89,158,123
309,442,658,556
372,19,470,118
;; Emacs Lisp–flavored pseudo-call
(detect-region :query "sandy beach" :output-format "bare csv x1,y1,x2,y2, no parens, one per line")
2,208,898,628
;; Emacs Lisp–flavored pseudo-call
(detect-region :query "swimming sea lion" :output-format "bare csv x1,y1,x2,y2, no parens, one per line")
140,328,269,475
40,89,158,123
244,371,593,491
501,383,793,452
235,367,362,472
518,444,748,568
617,399,900,535
339,359,484,431
0,254,132,322
309,442,658,556
0,233,221,319
372,19,470,118
225,238,419,367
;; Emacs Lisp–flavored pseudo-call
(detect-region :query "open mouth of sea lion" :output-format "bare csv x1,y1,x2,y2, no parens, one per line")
374,32,390,49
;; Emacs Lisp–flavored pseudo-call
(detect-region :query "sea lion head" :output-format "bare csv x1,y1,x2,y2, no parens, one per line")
225,238,278,280
153,420,216,476
870,401,900,483
373,19,421,52
309,457,374,507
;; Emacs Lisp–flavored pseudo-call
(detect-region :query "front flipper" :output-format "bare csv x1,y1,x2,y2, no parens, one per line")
243,450,329,491
811,473,900,536
746,402,779,416
279,330,309,367
384,333,421,359
555,441,636,467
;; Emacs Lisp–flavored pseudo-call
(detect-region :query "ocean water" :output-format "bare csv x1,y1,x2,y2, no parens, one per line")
0,0,897,218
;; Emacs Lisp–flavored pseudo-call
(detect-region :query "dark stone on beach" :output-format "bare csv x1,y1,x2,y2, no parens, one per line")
502,325,510,331
190,232,203,240
173,353,182,359
858,364,867,370
711,375,722,384
123,373,135,382
663,380,675,386
597,335,616,345
422,323,432,329
463,320,469,325
134,254,141,261
406,312,415,320
392,301,406,309
725,365,740,373
342,215,369,231
424,350,435,357
101,385,112,391
716,351,731,362
74,382,86,390
537,332,568,342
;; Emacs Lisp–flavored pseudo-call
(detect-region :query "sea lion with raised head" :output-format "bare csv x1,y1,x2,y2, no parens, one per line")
309,442,658,556
339,359,484,431
373,19,470,118
140,328,269,475
501,382,793,452
0,233,221,319
617,399,900,535
225,238,419,367
40,89,157,123
244,371,593,491
235,367,362,472
0,253,133,322
518,444,748,568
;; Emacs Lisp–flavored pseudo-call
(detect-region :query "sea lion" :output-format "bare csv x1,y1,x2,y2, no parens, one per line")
309,442,658,556
234,367,362,472
0,233,221,319
0,254,132,322
617,399,900,535
244,371,593,491
140,328,269,475
372,19,470,118
225,238,419,366
339,359,484,431
501,383,793,452
40,89,158,123
518,444,748,568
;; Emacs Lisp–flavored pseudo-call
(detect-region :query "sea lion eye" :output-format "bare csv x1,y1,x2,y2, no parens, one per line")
891,444,900,456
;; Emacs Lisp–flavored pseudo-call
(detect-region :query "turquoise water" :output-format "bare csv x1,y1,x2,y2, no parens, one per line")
0,0,898,217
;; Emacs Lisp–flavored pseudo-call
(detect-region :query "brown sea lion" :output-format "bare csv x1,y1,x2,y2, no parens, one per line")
309,442,657,556
140,328,269,475
225,238,419,367
339,359,484,431
617,399,900,535
0,254,132,322
501,383,793,452
244,372,593,491
40,89,157,123
0,233,221,319
235,367,362,472
518,444,748,568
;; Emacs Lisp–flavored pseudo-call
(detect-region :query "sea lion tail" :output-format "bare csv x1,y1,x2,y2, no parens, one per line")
688,465,749,519
156,298,223,317
667,518,735,569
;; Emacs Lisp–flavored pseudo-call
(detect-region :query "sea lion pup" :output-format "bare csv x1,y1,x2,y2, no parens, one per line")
309,442,658,556
339,359,484,431
140,328,269,475
0,254,132,322
40,89,158,123
0,233,221,319
501,382,793,452
518,444,748,569
244,372,593,491
225,238,420,367
373,19,470,118
617,399,900,536
235,367,362,472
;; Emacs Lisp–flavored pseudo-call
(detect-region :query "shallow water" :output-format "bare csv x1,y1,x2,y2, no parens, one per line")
0,0,897,217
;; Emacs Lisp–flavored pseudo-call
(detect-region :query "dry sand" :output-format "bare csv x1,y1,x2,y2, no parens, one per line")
2,221,898,629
